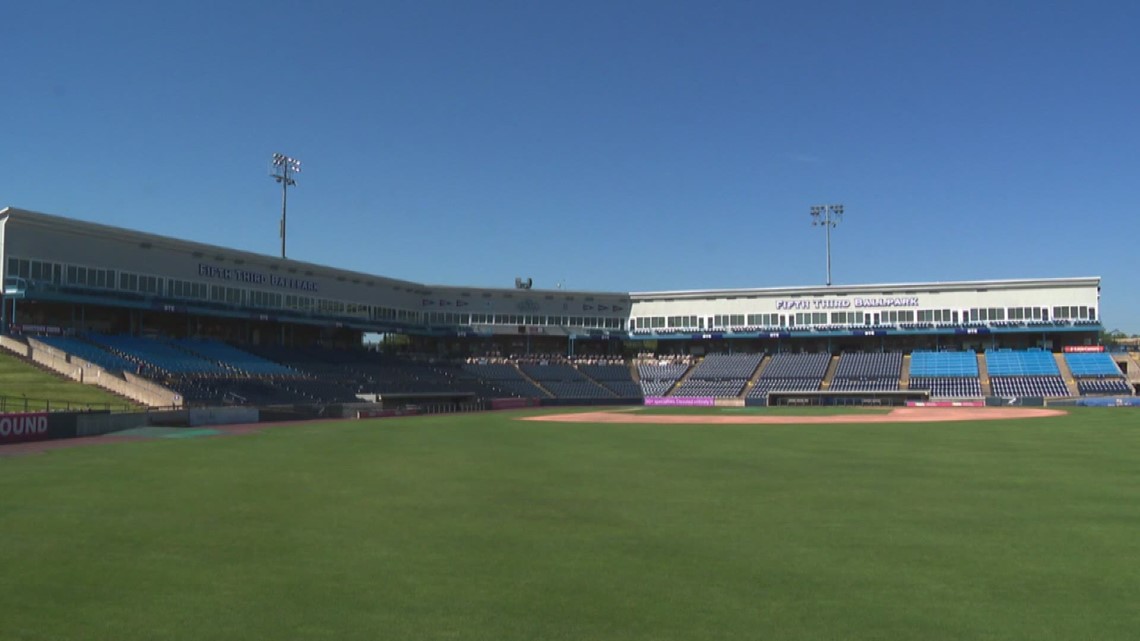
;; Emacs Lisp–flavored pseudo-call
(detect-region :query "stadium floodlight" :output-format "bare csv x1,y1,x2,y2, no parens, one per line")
270,153,302,259
810,203,844,286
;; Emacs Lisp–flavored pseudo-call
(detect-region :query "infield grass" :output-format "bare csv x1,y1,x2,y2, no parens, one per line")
2,407,1139,641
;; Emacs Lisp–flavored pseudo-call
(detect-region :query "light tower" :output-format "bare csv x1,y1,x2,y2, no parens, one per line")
270,153,301,259
810,204,844,287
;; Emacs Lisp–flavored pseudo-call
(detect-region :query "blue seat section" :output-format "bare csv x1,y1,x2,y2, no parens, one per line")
909,377,983,398
984,350,1060,376
35,335,137,372
461,364,549,398
520,363,613,399
909,351,978,377
1064,353,1123,377
88,334,229,375
688,353,765,380
174,338,296,376
831,352,902,391
673,353,764,398
638,363,690,396
577,364,643,398
1077,378,1132,395
990,376,1069,397
673,380,748,397
746,353,831,398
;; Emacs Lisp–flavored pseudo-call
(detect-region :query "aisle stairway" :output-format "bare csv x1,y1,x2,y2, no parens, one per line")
664,359,699,397
820,355,841,390
977,353,992,396
1053,353,1081,396
739,354,771,398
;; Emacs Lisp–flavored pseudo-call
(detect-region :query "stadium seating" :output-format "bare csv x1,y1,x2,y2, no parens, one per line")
687,353,764,380
829,352,902,391
34,335,137,372
985,350,1060,376
909,377,983,398
577,364,643,398
746,353,831,398
88,334,228,375
909,351,978,377
1063,353,1130,396
174,338,296,376
671,353,763,398
1077,378,1132,395
1064,353,1123,377
519,363,612,399
462,363,549,398
990,376,1069,397
638,363,690,397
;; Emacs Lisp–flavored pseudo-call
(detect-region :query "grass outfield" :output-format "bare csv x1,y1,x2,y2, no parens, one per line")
2,408,1139,640
0,350,140,411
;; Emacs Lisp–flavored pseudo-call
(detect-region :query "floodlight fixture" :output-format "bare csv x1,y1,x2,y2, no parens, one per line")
270,153,301,258
810,203,844,286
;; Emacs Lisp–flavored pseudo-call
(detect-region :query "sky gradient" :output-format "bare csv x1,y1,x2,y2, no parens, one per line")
3,1,1137,331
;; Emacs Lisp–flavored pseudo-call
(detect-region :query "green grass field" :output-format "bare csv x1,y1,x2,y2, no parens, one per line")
2,407,1139,640
0,351,139,412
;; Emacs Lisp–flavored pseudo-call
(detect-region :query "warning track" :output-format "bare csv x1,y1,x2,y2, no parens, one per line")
521,407,1066,425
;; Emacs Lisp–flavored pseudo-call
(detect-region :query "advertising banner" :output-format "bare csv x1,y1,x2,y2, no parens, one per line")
644,397,715,407
0,413,51,445
1063,345,1105,353
490,398,541,410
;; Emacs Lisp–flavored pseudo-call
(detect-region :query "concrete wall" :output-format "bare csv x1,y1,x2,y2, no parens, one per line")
0,334,29,357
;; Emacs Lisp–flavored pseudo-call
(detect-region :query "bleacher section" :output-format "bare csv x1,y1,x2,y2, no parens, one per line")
990,376,1069,397
1077,378,1132,395
175,338,296,376
908,377,983,398
747,353,830,398
35,335,137,373
909,351,978,377
462,363,550,398
907,351,981,398
520,363,613,399
986,350,1069,397
829,352,902,391
1064,352,1130,395
89,334,229,375
986,350,1060,376
672,353,763,398
638,363,690,397
577,364,643,398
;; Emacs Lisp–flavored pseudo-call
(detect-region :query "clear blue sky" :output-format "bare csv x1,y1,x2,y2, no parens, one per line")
3,1,1138,332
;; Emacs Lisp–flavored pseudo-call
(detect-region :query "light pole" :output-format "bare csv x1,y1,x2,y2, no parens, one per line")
810,204,844,286
270,153,301,259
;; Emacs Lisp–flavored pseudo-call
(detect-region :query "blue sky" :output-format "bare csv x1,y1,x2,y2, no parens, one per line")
3,1,1138,332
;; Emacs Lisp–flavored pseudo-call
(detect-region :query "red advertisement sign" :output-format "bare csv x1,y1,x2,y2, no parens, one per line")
0,413,51,445
1063,345,1105,353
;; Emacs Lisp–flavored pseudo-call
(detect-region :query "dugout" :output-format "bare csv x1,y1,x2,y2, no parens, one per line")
760,389,930,407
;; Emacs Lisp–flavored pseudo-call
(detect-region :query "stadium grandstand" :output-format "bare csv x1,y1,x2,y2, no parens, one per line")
0,206,1128,409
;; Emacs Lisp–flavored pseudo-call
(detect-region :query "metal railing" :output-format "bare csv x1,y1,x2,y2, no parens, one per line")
0,394,138,414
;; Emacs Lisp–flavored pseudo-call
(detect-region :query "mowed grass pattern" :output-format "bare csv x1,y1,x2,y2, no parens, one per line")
2,408,1139,640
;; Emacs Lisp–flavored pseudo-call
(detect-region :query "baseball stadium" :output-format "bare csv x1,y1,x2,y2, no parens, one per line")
2,205,1139,641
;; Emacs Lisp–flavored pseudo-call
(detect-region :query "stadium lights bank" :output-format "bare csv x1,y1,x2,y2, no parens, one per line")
0,207,1102,353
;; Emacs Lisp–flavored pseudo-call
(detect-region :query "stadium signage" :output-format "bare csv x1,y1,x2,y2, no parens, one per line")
775,296,919,310
1063,345,1105,353
197,263,319,292
0,413,50,444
